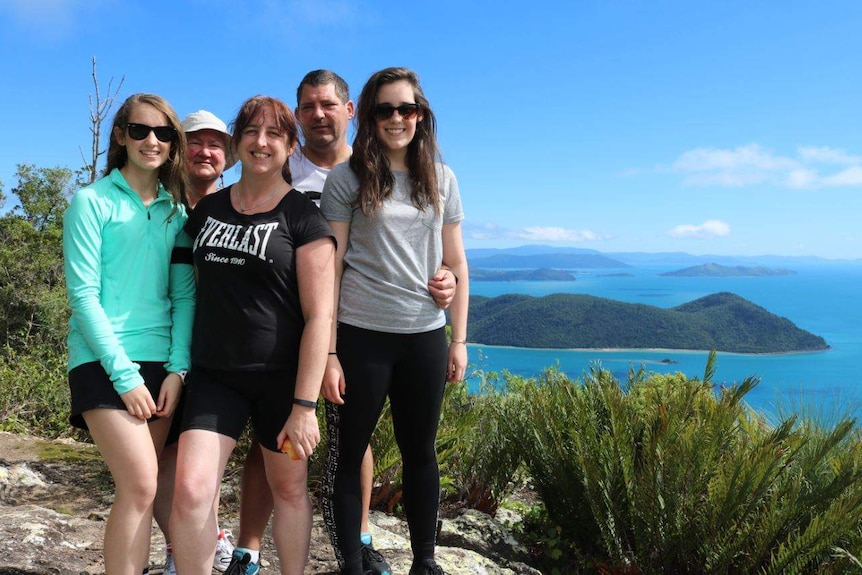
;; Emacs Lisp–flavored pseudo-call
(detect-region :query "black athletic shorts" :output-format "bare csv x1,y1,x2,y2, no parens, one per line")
180,365,299,452
164,386,188,446
68,361,168,430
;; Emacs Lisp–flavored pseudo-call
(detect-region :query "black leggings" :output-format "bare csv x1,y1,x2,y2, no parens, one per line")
322,323,448,573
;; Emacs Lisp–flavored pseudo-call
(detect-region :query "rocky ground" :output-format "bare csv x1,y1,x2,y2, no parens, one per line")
0,432,541,575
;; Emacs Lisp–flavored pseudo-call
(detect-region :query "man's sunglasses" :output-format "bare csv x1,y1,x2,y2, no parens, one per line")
126,123,177,143
373,103,420,121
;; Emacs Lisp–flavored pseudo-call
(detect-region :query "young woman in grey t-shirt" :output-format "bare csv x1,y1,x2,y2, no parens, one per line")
320,67,469,575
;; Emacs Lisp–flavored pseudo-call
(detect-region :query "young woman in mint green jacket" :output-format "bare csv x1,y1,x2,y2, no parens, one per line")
62,93,194,575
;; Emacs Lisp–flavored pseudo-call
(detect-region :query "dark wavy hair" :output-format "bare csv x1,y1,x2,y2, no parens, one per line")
230,95,299,184
350,67,441,216
104,93,187,211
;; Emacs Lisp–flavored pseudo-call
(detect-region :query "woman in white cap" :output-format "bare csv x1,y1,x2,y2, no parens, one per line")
181,110,237,208
151,109,238,575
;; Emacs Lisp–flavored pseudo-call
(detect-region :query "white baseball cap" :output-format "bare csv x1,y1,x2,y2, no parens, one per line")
181,110,237,169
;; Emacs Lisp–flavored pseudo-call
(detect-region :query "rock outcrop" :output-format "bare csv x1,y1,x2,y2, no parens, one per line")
0,432,540,574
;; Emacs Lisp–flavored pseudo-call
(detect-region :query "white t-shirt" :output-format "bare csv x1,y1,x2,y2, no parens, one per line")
289,146,351,197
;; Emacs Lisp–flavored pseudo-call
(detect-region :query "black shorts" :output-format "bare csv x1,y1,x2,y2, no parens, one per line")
164,386,188,446
180,365,298,452
68,361,168,430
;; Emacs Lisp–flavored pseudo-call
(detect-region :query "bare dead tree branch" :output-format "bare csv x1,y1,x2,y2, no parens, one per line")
79,57,125,184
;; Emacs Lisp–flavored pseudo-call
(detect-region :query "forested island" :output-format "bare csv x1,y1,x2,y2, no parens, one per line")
470,267,576,281
659,263,797,277
467,291,828,353
468,252,629,269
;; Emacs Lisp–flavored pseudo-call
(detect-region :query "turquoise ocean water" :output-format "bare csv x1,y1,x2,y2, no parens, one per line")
466,263,862,422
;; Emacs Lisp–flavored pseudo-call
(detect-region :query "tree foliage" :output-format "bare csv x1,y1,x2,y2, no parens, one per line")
1,165,70,351
10,163,76,231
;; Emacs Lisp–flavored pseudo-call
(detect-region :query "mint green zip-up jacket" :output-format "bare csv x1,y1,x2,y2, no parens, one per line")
63,168,195,395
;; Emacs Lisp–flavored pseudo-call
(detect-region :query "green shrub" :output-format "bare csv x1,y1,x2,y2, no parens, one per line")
0,345,80,439
505,352,862,574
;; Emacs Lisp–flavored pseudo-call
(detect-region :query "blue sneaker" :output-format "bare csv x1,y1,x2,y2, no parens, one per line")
361,542,392,575
224,549,260,575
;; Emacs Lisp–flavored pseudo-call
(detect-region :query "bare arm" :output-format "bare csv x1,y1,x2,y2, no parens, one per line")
275,236,336,459
320,220,351,405
441,221,469,382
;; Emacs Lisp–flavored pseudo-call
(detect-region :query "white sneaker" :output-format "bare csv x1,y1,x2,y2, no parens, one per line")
214,528,235,573
163,549,177,575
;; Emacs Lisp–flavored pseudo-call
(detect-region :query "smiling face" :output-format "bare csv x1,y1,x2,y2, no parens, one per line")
237,106,294,176
113,103,172,176
297,82,354,153
374,80,422,165
185,129,228,184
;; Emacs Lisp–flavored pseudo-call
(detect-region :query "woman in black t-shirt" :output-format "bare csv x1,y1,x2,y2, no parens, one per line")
169,96,335,575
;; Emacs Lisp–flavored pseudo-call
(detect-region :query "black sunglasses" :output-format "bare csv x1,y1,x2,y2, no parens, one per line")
126,123,177,143
373,103,420,121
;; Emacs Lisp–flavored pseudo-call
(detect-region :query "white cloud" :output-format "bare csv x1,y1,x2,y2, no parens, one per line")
668,220,731,239
670,143,862,190
680,171,768,187
673,143,796,173
786,168,819,189
464,222,607,243
515,226,600,242
798,146,861,166
1,0,109,40
822,166,862,187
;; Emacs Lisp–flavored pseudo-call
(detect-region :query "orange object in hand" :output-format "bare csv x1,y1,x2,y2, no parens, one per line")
280,438,301,460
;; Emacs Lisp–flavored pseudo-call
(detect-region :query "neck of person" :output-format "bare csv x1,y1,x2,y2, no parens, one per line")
120,165,160,206
302,142,351,170
387,149,408,172
186,178,220,210
236,169,290,209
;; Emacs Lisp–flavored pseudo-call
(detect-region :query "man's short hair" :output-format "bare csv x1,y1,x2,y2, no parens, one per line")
296,70,350,106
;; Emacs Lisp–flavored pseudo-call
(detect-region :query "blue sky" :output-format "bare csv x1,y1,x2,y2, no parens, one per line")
1,0,860,259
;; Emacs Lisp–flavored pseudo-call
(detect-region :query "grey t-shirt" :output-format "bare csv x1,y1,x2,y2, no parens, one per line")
321,163,463,334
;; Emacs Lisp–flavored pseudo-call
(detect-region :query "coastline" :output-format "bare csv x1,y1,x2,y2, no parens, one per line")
467,343,832,358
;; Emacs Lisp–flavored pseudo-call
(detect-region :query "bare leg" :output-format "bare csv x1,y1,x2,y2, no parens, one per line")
153,440,177,541
360,445,374,535
262,446,312,575
84,409,170,575
236,439,273,550
170,430,235,575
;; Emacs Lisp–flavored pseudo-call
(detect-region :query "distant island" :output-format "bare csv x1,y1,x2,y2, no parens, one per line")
468,253,630,269
659,263,797,277
467,292,828,353
597,272,635,278
471,268,576,282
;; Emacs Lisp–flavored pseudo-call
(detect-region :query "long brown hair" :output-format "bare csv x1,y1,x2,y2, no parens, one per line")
350,67,441,216
230,95,299,184
104,93,187,210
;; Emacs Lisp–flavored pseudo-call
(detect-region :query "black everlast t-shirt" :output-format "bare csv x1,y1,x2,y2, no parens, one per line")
185,186,334,372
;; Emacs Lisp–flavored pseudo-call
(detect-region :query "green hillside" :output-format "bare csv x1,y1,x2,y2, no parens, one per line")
467,291,828,353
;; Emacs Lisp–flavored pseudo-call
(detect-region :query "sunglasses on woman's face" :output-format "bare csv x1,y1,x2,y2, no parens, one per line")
373,103,420,121
126,123,177,143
